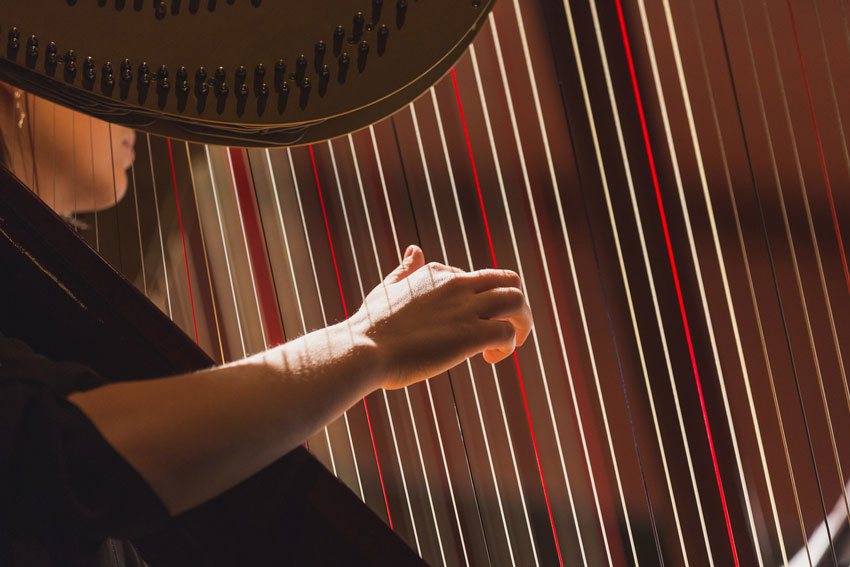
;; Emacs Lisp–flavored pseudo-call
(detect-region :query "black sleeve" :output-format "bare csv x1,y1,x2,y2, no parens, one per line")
0,334,170,553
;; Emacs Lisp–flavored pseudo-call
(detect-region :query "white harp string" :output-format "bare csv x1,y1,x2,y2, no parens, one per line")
88,117,99,251
147,133,173,320
130,164,147,297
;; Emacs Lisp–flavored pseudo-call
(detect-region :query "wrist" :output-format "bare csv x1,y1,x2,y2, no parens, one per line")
330,314,385,393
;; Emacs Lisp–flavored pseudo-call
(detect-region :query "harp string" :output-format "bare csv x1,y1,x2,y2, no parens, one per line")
225,148,267,348
407,101,497,567
631,0,773,560
683,0,801,563
166,138,200,345
130,164,147,297
71,111,77,230
342,131,452,561
51,103,56,211
107,124,123,273
88,117,99,251
763,0,850,534
330,137,425,557
717,0,837,562
262,148,338,476
146,134,173,319
203,144,247,358
186,142,225,363
284,146,367,506
430,82,540,566
493,2,669,561
581,0,716,561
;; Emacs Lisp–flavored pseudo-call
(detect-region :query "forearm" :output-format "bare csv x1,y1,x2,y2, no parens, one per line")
68,318,380,516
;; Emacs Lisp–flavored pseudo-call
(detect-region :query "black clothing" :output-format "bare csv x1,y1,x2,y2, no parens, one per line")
0,333,168,566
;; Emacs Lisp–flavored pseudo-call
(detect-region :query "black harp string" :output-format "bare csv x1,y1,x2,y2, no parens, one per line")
765,0,850,532
107,124,123,273
88,116,99,251
688,0,807,561
244,150,289,346
715,0,838,563
187,142,226,364
147,133,174,320
72,109,77,230
51,102,56,211
391,114,493,567
130,163,148,297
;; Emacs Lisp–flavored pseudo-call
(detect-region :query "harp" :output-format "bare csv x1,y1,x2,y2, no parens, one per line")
3,0,850,565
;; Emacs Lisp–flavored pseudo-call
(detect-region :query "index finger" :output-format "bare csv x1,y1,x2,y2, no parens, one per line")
461,269,521,293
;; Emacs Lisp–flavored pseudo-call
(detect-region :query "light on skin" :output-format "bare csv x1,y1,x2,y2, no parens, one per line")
69,247,534,516
0,87,536,518
0,83,135,216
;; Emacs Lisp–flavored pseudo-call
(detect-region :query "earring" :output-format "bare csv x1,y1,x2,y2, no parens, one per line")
13,89,25,129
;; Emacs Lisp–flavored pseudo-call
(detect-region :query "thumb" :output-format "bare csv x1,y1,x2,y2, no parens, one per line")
383,245,424,284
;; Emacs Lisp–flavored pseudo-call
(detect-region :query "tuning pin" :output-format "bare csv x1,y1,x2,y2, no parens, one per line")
353,11,365,37
235,65,247,82
214,66,228,95
196,66,209,94
8,27,19,51
255,63,266,79
154,0,167,19
46,42,58,66
26,35,38,58
120,58,132,82
176,66,189,93
157,65,169,89
102,61,114,86
378,24,389,39
359,40,369,54
139,62,151,85
82,57,96,81
64,50,77,73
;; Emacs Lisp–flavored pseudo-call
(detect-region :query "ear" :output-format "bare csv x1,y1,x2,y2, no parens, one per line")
383,245,425,285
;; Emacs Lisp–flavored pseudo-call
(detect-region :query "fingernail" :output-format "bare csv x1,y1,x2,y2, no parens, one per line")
404,245,415,259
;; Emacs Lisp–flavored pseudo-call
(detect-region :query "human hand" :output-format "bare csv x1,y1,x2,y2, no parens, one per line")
349,245,533,390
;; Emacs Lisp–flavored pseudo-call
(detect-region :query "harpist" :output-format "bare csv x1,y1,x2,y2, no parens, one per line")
0,83,533,566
